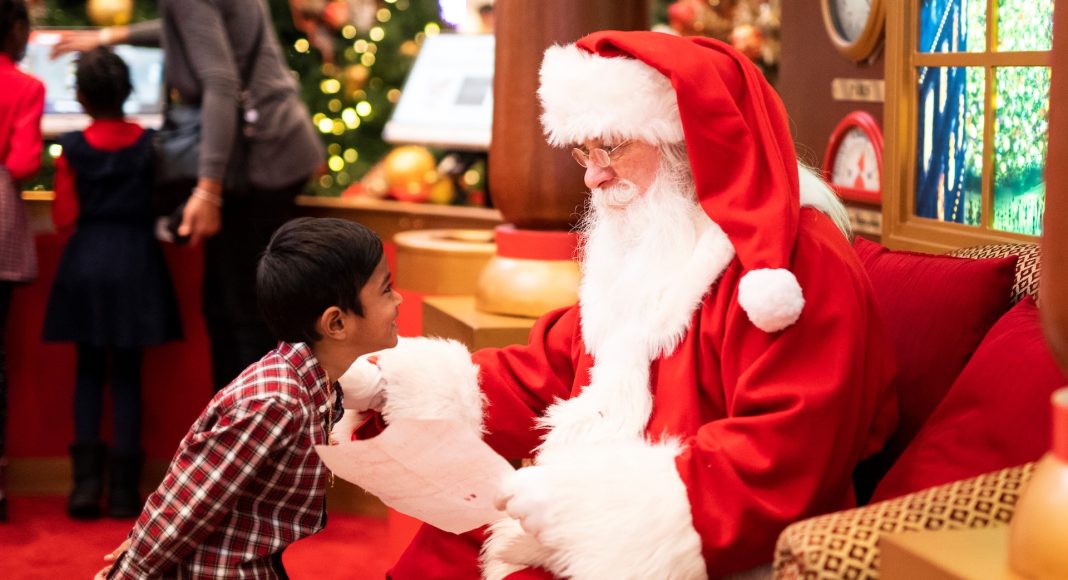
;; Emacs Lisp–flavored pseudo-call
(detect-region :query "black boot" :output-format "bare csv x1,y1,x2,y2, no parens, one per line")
68,443,106,519
107,451,143,519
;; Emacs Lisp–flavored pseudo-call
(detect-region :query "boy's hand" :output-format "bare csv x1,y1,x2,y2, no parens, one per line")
92,538,131,579
338,356,386,412
329,409,363,444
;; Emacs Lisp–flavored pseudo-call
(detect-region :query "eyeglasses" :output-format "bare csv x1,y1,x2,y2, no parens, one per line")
571,141,632,168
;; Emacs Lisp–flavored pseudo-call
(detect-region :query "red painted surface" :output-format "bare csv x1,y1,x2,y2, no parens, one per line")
494,225,579,261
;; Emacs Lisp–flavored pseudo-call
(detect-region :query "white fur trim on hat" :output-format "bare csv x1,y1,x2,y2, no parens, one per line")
538,44,684,147
374,337,485,434
737,268,804,333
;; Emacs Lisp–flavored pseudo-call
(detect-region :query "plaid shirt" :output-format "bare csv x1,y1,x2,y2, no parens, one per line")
109,342,336,579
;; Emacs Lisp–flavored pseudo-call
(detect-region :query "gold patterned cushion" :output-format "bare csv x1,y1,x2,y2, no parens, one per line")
949,243,1040,304
772,463,1035,579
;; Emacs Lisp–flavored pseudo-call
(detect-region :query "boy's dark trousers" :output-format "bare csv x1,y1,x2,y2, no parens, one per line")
202,178,308,392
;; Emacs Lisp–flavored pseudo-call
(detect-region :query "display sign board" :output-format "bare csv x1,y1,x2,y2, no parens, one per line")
384,34,494,151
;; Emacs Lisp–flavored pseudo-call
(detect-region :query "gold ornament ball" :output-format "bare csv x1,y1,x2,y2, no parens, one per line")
384,146,436,203
427,177,455,205
87,0,133,26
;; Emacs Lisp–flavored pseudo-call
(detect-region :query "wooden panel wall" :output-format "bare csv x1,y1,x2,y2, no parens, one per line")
776,5,885,169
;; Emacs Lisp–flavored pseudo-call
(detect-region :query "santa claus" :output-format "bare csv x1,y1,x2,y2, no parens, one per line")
340,30,897,579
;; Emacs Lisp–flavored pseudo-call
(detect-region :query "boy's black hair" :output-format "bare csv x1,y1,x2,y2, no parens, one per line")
75,47,132,119
0,0,28,52
257,217,384,344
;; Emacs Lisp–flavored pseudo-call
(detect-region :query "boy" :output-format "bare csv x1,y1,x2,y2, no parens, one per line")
103,217,402,579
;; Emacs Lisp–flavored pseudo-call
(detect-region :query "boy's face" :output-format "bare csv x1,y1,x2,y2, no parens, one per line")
350,256,402,353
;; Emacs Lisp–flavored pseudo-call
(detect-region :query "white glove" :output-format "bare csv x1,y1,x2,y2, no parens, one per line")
494,465,557,543
338,355,386,412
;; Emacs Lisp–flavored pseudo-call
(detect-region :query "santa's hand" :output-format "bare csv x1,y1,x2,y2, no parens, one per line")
495,466,557,542
338,355,386,412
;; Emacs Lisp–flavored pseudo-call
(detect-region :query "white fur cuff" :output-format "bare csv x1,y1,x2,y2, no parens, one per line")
374,337,485,434
737,268,804,333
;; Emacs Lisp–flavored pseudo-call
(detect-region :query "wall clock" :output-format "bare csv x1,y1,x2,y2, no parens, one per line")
820,0,886,62
822,111,883,205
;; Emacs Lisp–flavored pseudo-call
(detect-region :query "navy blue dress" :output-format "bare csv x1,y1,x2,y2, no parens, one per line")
42,130,182,348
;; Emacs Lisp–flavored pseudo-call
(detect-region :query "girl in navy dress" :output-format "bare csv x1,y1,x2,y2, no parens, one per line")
43,47,181,520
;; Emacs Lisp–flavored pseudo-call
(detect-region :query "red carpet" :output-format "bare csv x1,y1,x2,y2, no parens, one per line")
0,497,391,579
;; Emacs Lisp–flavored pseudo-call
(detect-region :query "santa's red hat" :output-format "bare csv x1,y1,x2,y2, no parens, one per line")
538,30,803,333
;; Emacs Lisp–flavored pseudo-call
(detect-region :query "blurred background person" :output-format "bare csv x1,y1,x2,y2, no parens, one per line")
42,47,182,520
53,0,324,392
0,0,43,523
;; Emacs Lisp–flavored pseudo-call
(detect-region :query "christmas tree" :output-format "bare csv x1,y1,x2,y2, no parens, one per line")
280,0,443,195
653,0,780,84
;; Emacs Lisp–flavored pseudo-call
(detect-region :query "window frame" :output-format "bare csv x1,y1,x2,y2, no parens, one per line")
883,0,1051,252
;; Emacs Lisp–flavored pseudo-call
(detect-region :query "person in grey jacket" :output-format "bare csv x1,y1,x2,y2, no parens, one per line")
55,0,325,391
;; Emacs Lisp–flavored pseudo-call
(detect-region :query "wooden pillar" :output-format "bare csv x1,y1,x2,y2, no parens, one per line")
1041,5,1068,374
489,0,650,230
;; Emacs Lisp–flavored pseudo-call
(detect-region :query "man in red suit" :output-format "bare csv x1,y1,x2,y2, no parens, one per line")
346,31,898,579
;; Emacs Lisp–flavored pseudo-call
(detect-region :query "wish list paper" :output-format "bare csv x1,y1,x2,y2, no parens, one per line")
315,418,513,534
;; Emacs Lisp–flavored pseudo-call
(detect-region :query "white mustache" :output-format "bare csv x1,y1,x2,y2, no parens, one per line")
593,181,640,209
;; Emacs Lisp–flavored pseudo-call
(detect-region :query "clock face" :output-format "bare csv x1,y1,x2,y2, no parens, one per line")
831,128,879,191
832,0,873,43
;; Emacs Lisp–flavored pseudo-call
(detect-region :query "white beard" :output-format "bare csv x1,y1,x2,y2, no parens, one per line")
577,168,733,361
535,166,736,453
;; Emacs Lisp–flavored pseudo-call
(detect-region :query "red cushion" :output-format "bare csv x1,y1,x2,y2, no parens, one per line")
852,238,1017,483
872,297,1066,501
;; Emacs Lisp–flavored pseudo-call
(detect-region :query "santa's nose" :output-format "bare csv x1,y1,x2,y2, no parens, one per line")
584,163,616,190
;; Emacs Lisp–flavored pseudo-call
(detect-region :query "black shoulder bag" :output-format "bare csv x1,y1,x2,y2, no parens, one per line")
154,16,265,226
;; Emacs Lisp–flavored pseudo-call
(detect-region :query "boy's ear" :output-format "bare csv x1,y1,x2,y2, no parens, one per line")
317,306,347,340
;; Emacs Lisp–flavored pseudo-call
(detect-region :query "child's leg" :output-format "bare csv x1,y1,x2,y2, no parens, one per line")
0,282,13,521
107,347,143,519
110,347,142,454
73,343,107,444
69,343,107,519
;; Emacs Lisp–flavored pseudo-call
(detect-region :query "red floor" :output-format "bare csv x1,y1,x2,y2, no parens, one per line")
0,497,392,579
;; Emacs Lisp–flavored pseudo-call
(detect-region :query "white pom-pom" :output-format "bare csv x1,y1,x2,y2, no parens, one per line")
737,268,804,332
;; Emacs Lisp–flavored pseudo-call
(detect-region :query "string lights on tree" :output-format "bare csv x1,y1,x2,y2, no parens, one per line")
282,0,444,195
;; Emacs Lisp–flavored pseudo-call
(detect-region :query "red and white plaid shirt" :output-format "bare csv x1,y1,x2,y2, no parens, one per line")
109,342,335,579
